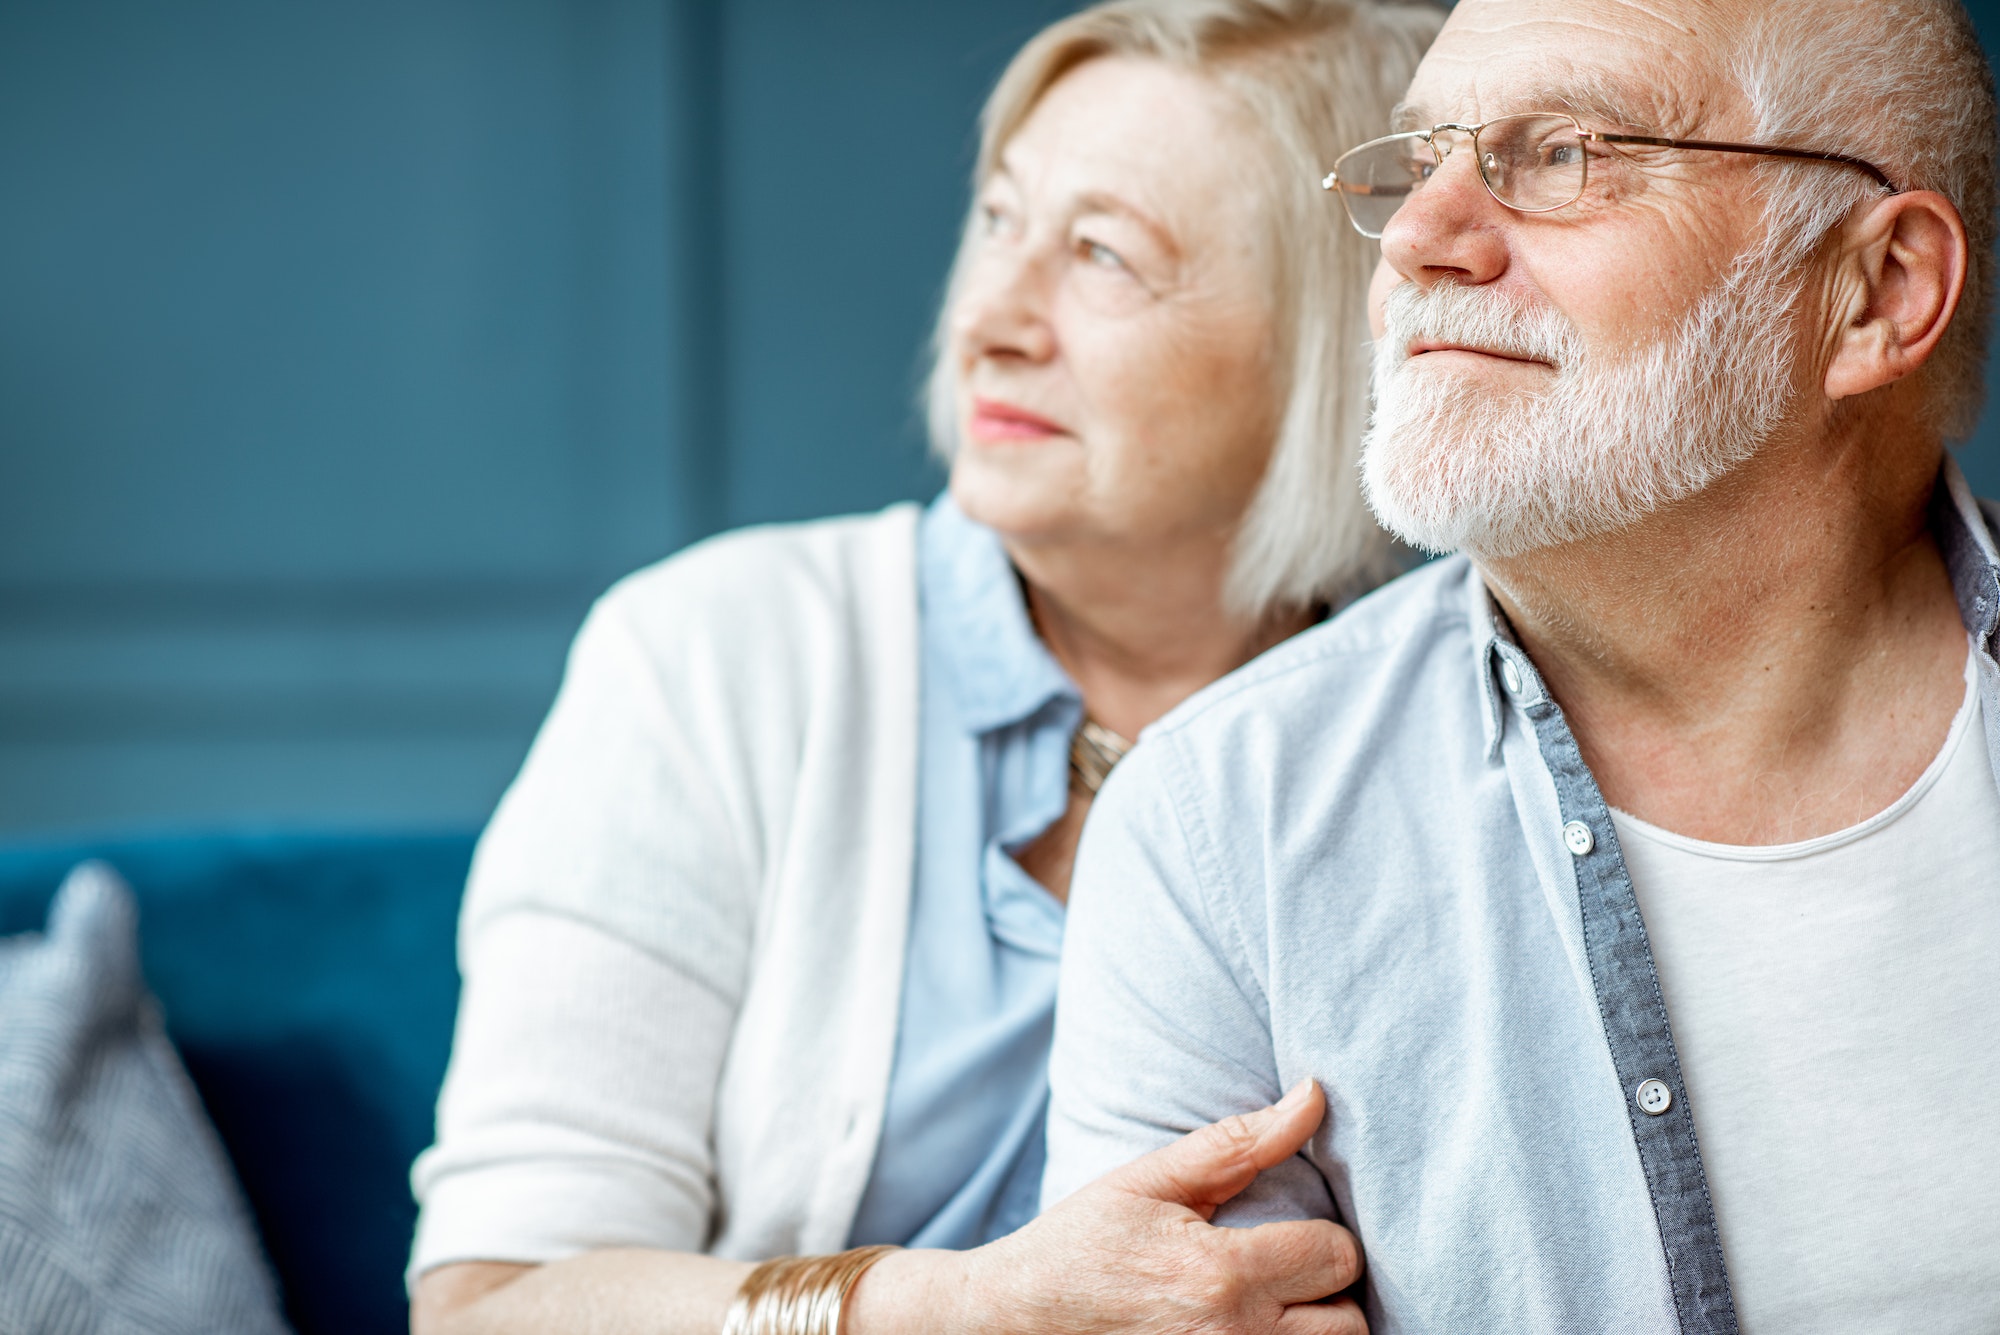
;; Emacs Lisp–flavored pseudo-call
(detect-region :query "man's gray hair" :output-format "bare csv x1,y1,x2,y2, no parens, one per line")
1735,0,1999,439
925,0,1444,619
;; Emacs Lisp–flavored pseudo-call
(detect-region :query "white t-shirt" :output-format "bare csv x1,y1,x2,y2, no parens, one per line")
1611,644,2000,1334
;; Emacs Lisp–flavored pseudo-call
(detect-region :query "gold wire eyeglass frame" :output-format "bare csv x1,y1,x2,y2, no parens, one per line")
1321,111,1899,239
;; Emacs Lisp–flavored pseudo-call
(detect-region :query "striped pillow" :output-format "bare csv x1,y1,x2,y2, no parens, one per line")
0,862,290,1335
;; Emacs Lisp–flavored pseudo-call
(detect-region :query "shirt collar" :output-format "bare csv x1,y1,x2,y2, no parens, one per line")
1471,456,2000,760
1934,454,2000,659
1471,570,1525,762
920,493,1078,735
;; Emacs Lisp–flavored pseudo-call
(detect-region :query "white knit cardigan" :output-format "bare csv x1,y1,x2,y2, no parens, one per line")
409,504,922,1277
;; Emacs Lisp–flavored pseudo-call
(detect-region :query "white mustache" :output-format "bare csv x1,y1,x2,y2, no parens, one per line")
1379,281,1585,371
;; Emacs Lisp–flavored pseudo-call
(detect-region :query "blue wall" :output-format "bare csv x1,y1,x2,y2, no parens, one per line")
2,0,1997,835
0,0,1067,834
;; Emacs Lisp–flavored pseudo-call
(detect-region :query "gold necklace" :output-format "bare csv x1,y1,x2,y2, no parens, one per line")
1069,718,1134,796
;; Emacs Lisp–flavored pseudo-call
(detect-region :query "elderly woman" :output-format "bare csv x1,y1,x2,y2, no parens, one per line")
409,1,1439,1332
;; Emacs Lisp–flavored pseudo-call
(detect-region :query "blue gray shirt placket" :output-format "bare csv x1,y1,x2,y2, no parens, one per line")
1494,637,1740,1334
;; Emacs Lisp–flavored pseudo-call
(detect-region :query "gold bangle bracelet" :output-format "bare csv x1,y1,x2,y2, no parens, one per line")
721,1246,899,1335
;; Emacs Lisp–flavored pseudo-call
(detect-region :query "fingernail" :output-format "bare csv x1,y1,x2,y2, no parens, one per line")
1279,1078,1312,1108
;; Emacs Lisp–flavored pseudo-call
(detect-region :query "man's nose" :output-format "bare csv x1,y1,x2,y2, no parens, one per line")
1379,142,1510,290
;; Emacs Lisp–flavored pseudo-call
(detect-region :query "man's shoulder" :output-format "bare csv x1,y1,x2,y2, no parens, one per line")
1078,551,1502,992
1145,553,1483,753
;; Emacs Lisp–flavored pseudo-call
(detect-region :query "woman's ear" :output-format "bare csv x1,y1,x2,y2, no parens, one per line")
1823,189,1969,402
1367,252,1399,341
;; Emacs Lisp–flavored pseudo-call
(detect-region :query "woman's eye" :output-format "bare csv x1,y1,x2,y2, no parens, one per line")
980,201,1025,238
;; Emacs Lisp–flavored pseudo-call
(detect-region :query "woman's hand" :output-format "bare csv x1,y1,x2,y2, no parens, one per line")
849,1080,1364,1335
413,1083,1357,1335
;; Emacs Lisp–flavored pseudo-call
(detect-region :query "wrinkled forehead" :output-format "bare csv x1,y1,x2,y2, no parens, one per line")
1399,0,1751,135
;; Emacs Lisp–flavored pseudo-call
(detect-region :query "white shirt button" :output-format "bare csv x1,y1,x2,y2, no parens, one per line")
1563,820,1595,856
1636,1078,1673,1116
1500,657,1523,696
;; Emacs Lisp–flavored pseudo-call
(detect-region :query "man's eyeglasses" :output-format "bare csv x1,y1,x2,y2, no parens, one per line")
1321,112,1898,239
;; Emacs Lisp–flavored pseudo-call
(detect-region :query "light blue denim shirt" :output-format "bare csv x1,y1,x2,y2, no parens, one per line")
846,494,1078,1249
1045,464,2000,1334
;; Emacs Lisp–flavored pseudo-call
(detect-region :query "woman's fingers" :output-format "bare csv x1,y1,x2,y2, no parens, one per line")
1218,1217,1364,1306
1275,1295,1370,1335
1004,1083,1352,1335
1102,1079,1327,1212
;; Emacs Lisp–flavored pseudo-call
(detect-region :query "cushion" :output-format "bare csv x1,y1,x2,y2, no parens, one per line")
0,831,474,1335
0,863,291,1335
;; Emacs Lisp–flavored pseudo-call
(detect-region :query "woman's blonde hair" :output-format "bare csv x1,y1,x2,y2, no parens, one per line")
925,0,1444,619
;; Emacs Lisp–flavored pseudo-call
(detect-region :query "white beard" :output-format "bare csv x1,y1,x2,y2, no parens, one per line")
1360,260,1803,559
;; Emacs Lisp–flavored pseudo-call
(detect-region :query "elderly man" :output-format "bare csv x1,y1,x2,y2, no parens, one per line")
1043,1,2000,1332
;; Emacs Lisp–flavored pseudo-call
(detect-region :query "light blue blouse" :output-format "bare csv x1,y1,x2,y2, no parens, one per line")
845,494,1080,1250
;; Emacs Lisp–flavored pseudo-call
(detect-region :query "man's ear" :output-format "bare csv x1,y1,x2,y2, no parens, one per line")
1823,189,1969,402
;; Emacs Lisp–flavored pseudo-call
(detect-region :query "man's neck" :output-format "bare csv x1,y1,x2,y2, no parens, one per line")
1478,420,1969,845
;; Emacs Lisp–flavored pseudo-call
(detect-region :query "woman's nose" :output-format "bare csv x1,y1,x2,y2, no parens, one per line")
950,247,1058,365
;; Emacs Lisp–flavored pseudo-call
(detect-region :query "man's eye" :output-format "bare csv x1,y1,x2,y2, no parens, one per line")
1081,239,1127,271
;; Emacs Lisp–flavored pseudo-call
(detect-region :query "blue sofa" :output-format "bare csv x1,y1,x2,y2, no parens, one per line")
0,831,476,1335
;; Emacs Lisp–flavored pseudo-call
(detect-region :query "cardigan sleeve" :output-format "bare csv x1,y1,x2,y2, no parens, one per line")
408,581,762,1278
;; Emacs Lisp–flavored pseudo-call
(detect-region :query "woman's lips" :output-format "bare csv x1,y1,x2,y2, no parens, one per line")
967,397,1067,442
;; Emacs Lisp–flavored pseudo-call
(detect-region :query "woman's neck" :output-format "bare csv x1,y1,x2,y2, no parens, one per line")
1010,535,1312,741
